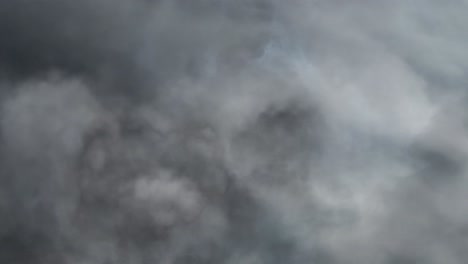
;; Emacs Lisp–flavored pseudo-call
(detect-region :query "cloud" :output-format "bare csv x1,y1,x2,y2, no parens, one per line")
0,0,468,263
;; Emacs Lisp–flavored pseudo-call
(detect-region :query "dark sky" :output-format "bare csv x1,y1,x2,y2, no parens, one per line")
0,1,467,263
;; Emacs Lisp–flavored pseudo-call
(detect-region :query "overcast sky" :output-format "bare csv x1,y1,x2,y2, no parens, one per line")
0,1,467,263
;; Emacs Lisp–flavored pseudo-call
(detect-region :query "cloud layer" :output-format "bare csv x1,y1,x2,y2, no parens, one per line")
1,0,468,263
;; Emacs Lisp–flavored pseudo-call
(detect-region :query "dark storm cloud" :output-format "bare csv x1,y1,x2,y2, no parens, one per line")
1,0,468,263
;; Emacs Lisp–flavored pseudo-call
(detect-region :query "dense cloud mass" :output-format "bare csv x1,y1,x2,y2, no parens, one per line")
0,0,468,263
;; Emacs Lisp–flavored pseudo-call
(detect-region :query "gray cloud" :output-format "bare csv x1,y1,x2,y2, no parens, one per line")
0,0,468,263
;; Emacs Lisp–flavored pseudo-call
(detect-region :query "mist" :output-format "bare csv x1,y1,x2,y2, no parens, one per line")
0,0,468,263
